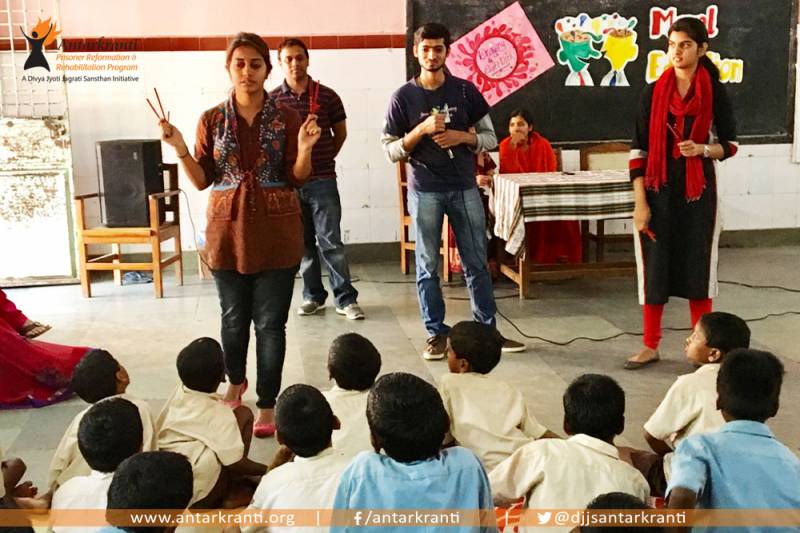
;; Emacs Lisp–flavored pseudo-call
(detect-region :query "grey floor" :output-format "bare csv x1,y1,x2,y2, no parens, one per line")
2,246,799,490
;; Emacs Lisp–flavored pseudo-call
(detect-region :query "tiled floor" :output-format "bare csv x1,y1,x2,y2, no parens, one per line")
2,246,799,489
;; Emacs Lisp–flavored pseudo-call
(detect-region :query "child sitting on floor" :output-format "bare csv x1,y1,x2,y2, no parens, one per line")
241,384,350,533
157,337,267,508
333,372,494,533
48,349,157,491
439,321,557,472
634,312,750,495
322,333,381,458
489,374,649,526
101,451,194,533
667,349,800,530
51,397,143,532
580,492,664,533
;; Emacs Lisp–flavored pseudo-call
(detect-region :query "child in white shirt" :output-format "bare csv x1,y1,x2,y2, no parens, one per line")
51,397,143,533
638,312,750,495
321,333,381,459
242,384,350,533
48,349,156,491
438,321,557,471
490,374,649,531
157,338,267,508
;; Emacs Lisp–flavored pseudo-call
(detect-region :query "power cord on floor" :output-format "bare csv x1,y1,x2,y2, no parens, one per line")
720,280,800,293
496,309,800,346
180,188,800,344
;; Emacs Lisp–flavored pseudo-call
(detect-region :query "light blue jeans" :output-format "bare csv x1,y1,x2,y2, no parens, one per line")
407,187,497,336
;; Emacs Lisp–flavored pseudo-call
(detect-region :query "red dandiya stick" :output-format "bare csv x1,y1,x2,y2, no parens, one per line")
154,87,167,121
146,98,163,121
667,122,683,143
310,80,320,113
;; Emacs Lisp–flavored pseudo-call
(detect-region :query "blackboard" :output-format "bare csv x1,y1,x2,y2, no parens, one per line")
407,0,797,145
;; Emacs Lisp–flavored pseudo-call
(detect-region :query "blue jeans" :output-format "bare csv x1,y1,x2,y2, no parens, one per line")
407,187,497,336
297,179,358,309
212,266,298,409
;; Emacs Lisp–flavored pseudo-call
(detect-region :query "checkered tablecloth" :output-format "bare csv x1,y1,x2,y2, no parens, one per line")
492,170,635,255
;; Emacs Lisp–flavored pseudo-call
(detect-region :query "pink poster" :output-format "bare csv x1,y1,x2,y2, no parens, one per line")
446,1,554,106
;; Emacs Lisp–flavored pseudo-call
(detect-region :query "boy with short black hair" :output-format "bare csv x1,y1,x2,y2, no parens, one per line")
439,321,556,471
489,374,649,526
667,349,800,530
157,337,267,508
242,384,350,533
51,398,143,531
639,312,750,494
101,451,194,533
48,349,156,490
332,372,495,532
581,492,664,533
322,333,381,458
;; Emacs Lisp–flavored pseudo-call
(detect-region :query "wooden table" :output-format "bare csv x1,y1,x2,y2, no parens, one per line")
492,170,636,298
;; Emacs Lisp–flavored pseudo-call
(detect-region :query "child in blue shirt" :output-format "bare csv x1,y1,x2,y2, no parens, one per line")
667,348,800,532
332,372,495,532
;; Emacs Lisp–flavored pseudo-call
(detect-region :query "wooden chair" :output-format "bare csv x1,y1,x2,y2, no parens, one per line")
396,160,451,282
579,142,631,262
74,163,183,298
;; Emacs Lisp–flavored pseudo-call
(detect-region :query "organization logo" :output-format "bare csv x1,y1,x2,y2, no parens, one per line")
20,16,61,71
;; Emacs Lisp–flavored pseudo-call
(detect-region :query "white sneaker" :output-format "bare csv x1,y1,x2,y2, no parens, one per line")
422,334,447,360
501,337,526,353
336,303,365,320
297,301,325,316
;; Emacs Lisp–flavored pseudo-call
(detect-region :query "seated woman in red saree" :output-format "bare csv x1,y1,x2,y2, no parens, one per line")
0,289,89,408
499,109,581,264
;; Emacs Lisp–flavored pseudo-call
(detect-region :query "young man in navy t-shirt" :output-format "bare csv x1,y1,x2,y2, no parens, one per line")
382,23,525,359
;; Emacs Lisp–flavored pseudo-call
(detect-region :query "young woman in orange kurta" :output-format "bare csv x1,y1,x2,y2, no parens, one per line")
499,109,581,264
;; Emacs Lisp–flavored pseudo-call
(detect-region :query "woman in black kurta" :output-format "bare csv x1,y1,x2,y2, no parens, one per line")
626,18,737,369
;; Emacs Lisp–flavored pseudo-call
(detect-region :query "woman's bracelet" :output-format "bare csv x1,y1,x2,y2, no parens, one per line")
177,146,191,159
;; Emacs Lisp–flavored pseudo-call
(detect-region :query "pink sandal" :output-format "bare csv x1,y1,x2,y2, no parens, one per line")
253,422,276,438
221,378,248,409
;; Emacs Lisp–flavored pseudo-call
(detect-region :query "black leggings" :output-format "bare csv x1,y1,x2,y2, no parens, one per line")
212,265,298,408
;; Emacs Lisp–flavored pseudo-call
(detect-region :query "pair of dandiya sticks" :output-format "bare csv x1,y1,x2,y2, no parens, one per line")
637,121,688,243
145,87,169,123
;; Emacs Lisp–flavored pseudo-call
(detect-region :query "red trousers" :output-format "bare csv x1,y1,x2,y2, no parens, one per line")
643,299,712,350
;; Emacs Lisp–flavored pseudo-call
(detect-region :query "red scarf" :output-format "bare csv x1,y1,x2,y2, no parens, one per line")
499,132,557,174
646,64,714,201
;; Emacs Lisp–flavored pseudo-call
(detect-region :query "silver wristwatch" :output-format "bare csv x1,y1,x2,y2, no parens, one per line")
703,144,711,158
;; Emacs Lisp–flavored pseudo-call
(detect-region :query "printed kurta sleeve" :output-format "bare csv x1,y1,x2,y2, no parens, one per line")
194,111,216,188
281,105,303,186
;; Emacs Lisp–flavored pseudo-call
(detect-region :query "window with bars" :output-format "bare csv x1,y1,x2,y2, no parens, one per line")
0,0,66,117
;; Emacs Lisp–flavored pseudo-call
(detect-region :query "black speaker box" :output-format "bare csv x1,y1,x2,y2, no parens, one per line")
95,139,164,227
